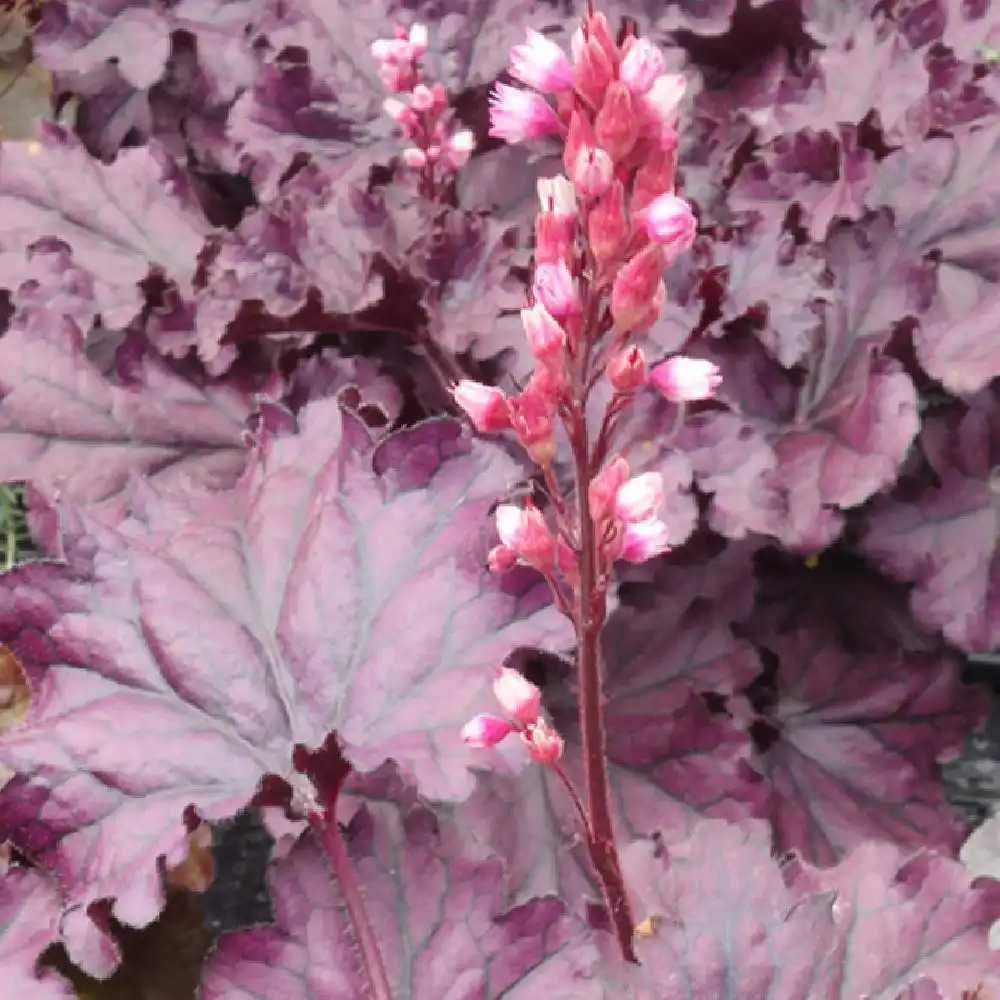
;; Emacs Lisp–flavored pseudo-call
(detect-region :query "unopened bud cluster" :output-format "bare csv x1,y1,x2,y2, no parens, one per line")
372,24,475,183
462,667,564,765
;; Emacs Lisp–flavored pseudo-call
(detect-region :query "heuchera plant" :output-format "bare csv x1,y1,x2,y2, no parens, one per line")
1,0,1000,996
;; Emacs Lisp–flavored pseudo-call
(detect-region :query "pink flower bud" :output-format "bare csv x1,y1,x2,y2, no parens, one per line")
444,130,475,170
402,147,427,168
510,29,574,93
632,146,678,215
641,73,686,133
595,82,637,161
489,84,560,143
611,244,665,334
608,345,647,393
616,472,664,523
571,146,614,198
537,175,576,218
521,302,567,361
494,504,557,571
573,33,615,109
493,667,542,724
641,193,697,264
488,544,518,574
411,84,434,111
523,718,564,764
589,455,631,523
462,713,515,748
382,97,408,122
588,179,627,266
452,380,511,433
619,38,664,95
648,356,722,403
408,23,429,57
508,382,557,465
533,260,580,318
562,109,597,180
535,211,576,266
620,517,670,563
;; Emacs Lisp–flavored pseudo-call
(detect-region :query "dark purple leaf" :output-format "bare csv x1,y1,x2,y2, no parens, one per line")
0,399,565,973
860,390,1000,652
746,627,981,864
0,866,74,1000
201,800,612,999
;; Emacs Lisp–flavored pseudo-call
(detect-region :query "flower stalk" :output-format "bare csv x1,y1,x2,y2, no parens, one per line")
378,6,722,967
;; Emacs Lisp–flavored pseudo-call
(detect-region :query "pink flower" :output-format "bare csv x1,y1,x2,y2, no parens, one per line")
487,544,518,574
495,504,556,570
452,380,511,433
594,82,637,162
640,73,686,134
571,146,614,198
462,714,515,748
619,38,665,96
620,517,670,563
610,243,665,334
493,667,542,725
589,455,631,523
616,472,663,523
444,130,475,170
537,175,576,217
407,23,429,58
510,29,573,93
533,260,581,317
607,345,647,393
641,193,697,264
648,356,722,403
521,302,566,361
489,84,560,143
523,718,564,764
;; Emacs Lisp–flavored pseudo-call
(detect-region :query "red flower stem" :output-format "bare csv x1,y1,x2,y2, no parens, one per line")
551,760,592,839
571,407,637,964
309,810,393,1000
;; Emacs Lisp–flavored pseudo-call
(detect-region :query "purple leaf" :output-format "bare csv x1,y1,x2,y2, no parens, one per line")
194,165,383,370
0,125,211,312
0,399,565,972
860,390,1000,652
0,303,254,526
624,820,842,997
870,122,1000,392
746,627,981,864
708,216,830,368
34,3,172,89
730,125,876,243
789,840,1000,998
623,818,1000,998
758,20,928,146
201,800,611,999
0,866,74,999
622,333,919,552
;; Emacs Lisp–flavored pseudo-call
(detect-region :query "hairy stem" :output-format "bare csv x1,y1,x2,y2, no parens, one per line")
572,410,637,963
310,809,393,1000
